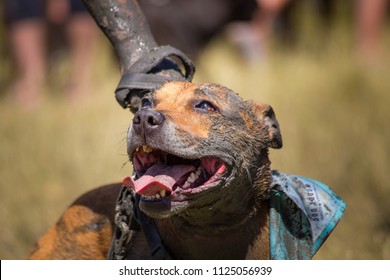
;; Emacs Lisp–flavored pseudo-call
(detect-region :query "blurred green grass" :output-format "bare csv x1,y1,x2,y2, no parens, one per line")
1,9,390,259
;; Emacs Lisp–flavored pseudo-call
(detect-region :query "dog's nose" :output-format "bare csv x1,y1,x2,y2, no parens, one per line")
133,109,165,134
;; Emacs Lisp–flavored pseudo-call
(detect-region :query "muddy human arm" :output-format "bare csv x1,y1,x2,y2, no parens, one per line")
82,0,195,111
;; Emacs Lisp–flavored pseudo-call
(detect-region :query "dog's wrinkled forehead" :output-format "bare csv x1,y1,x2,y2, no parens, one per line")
153,82,243,109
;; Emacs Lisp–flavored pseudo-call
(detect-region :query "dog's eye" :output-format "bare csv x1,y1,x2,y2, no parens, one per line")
141,98,153,108
195,100,217,112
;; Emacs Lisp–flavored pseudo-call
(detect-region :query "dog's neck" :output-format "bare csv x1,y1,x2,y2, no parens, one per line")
155,199,270,259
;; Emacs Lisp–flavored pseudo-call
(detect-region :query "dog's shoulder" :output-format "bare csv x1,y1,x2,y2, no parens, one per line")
28,183,122,259
71,183,123,225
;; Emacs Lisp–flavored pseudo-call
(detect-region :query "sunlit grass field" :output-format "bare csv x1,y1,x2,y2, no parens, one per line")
1,13,389,259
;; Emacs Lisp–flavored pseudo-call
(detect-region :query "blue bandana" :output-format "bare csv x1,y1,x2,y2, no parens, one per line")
269,171,346,259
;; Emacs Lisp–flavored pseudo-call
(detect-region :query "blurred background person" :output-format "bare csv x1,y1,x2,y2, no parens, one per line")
355,0,388,66
45,0,99,102
3,0,46,108
227,0,388,65
224,0,294,62
2,0,99,108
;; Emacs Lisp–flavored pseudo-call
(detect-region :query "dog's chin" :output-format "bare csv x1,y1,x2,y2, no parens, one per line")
139,199,188,219
138,178,233,219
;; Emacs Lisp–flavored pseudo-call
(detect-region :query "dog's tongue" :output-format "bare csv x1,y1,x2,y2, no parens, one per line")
123,163,195,196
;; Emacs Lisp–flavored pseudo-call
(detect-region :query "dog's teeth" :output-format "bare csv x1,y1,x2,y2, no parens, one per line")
182,181,191,189
187,172,196,183
142,145,153,153
184,169,202,187
160,189,166,197
155,193,160,199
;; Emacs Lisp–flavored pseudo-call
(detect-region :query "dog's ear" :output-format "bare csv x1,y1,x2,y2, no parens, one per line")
246,100,283,149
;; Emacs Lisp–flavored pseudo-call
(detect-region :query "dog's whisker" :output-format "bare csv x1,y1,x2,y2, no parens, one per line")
121,160,130,169
245,167,253,186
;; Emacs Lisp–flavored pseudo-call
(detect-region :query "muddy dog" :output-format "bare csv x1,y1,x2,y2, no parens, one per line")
29,81,343,259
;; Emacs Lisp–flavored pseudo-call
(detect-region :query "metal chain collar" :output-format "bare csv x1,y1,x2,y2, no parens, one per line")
107,186,139,260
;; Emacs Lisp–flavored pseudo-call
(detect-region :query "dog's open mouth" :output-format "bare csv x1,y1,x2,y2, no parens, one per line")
123,145,227,201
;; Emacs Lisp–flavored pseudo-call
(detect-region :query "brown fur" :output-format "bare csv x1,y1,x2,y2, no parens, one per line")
29,82,281,260
154,82,212,138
